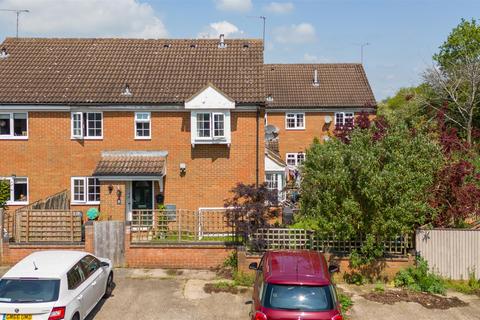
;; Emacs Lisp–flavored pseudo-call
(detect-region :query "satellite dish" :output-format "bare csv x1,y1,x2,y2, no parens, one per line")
265,125,279,141
324,116,332,124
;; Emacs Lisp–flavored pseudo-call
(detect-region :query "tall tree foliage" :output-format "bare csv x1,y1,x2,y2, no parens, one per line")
425,19,480,145
297,117,443,263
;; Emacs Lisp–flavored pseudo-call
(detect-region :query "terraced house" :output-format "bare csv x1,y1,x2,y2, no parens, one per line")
0,36,375,223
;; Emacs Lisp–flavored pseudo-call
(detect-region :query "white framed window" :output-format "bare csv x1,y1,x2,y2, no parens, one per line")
191,111,230,145
71,112,103,139
266,173,279,191
0,177,29,205
265,173,285,202
71,177,100,204
286,153,306,167
135,112,151,139
335,112,354,127
285,113,305,130
0,112,28,139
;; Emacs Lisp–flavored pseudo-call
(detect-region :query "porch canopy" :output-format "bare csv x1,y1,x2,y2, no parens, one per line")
93,151,167,180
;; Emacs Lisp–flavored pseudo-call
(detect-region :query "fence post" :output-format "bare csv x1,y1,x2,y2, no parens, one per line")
25,211,30,243
70,212,74,242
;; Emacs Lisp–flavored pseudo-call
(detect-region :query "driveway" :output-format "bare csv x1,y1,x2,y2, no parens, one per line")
86,268,251,320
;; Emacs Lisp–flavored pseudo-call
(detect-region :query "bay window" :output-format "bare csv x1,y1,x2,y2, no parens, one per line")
191,111,230,145
71,112,103,139
0,112,28,139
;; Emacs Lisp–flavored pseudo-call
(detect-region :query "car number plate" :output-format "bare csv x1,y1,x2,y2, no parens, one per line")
4,315,32,320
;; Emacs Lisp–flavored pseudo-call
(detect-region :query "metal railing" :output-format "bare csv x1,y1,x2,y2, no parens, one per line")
131,209,237,243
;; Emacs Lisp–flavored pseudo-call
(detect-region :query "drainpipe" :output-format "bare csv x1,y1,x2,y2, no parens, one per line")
256,107,260,187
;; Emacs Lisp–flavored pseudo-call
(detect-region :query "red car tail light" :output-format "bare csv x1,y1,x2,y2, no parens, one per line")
48,306,66,320
253,311,268,320
331,314,343,320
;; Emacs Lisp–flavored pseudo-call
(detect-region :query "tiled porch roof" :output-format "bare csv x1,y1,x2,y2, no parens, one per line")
93,151,166,177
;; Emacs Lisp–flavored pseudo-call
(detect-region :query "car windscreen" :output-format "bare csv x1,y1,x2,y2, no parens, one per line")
264,284,334,311
0,279,60,303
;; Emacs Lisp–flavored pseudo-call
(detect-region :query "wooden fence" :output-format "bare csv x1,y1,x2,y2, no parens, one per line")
14,210,83,243
131,209,236,243
416,228,480,280
250,228,413,256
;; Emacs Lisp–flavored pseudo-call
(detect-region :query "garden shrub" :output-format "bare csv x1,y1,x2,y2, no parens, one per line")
394,257,446,295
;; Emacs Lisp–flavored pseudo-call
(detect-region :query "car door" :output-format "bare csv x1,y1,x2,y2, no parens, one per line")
67,262,90,318
80,255,106,310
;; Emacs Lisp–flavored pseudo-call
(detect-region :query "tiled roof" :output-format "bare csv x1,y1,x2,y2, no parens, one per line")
93,151,166,176
0,38,264,105
265,64,376,108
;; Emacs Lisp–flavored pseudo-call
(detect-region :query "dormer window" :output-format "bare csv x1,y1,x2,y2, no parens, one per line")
185,84,234,147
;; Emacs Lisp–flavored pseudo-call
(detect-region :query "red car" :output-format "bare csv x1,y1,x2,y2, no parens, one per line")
249,250,342,320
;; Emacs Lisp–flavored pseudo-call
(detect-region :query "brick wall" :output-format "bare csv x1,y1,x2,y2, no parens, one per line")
1,110,264,220
237,249,414,281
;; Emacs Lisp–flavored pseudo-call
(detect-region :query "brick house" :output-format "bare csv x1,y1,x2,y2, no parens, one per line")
0,38,265,222
264,64,376,198
0,38,376,222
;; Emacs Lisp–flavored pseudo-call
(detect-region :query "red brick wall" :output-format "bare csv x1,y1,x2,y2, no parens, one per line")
1,244,86,266
266,111,335,159
1,110,264,219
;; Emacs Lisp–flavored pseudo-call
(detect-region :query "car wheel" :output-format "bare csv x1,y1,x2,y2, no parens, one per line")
104,272,114,298
71,313,80,320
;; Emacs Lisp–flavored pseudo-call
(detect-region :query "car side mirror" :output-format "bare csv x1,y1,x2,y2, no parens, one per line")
100,261,110,268
328,265,339,273
249,262,258,270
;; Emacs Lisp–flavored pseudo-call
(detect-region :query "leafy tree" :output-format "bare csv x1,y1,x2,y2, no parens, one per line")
426,19,480,145
224,183,279,249
296,117,443,264
0,180,9,210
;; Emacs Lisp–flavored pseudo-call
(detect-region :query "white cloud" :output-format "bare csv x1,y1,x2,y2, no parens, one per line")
0,0,168,38
214,0,252,12
273,23,316,44
265,2,294,14
303,53,331,63
198,21,244,39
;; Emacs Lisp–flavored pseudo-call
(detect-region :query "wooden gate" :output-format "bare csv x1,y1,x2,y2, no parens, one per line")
94,221,125,267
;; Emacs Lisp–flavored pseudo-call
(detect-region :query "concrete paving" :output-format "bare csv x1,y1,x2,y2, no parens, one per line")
86,268,252,320
339,284,480,320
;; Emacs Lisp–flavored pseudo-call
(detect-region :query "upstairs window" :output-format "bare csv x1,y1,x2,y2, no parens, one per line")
0,112,28,139
71,112,103,139
285,113,305,129
135,112,151,139
286,153,305,167
71,177,100,204
335,112,354,127
0,177,28,204
195,112,226,139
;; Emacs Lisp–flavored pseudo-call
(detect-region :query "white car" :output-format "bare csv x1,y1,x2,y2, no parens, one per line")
0,251,113,320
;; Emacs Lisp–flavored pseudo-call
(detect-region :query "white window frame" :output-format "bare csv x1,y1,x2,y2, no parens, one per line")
1,177,29,205
70,112,103,140
334,112,355,126
190,111,231,146
0,112,28,140
265,172,285,202
285,112,305,130
71,177,100,205
134,112,151,140
286,153,306,167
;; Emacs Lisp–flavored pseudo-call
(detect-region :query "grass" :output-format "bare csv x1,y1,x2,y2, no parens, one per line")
445,272,480,295
232,271,255,287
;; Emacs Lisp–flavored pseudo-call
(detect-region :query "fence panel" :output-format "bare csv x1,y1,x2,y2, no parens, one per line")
416,229,480,280
14,210,83,243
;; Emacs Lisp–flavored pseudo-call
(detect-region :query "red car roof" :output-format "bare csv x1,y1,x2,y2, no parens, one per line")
263,250,331,286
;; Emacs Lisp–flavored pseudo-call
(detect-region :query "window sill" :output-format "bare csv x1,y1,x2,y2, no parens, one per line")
71,202,100,206
285,128,305,131
0,136,28,140
6,201,29,206
71,137,103,141
135,137,152,140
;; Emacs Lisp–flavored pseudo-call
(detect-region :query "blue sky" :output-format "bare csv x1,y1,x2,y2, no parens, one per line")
0,0,479,100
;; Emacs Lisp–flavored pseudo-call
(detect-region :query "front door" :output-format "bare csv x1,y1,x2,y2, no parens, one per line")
132,181,153,210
